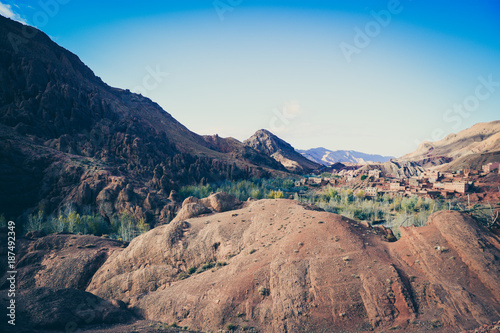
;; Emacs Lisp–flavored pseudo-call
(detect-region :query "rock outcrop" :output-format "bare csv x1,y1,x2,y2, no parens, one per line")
15,288,132,330
359,160,425,178
1,233,124,291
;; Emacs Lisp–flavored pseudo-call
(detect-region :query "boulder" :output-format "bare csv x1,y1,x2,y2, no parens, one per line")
171,203,211,223
199,192,241,212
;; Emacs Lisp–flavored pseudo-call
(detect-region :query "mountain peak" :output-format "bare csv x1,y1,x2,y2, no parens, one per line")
244,130,320,173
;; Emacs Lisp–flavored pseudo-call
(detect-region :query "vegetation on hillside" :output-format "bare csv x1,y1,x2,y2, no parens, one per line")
7,178,497,242
21,207,149,241
179,178,298,201
298,186,447,238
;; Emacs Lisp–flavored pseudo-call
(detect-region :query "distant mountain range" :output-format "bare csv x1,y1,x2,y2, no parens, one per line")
298,147,394,165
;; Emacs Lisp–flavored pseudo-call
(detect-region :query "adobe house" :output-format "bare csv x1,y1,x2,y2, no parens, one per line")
482,162,500,173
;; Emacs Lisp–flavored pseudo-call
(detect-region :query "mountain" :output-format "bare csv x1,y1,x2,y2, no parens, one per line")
298,147,394,165
400,121,500,168
202,134,287,172
359,160,425,178
243,129,321,173
0,16,287,223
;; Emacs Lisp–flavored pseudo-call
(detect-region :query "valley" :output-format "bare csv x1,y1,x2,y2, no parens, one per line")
0,13,499,333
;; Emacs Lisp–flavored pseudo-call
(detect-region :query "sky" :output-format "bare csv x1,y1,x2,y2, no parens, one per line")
1,0,500,157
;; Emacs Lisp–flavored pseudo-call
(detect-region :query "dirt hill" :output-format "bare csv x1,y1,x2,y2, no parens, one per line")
84,199,500,333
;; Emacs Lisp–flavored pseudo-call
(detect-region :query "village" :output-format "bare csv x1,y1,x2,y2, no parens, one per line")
296,162,500,200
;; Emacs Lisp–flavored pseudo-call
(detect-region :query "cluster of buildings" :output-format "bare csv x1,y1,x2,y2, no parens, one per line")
482,162,500,173
357,170,469,199
297,161,500,199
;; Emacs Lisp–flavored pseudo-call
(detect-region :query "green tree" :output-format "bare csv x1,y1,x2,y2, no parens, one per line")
268,190,284,199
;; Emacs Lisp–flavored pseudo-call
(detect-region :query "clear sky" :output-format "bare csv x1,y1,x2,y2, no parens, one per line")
2,0,499,156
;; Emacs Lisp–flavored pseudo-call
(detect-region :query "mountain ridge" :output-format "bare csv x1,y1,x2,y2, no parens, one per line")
243,129,321,173
0,16,288,223
400,121,500,169
298,147,394,165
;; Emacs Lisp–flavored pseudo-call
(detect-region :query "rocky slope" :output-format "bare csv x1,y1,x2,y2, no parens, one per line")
84,198,499,333
203,134,288,172
244,129,321,173
359,160,425,178
0,16,288,225
298,147,394,165
438,150,500,172
401,121,500,168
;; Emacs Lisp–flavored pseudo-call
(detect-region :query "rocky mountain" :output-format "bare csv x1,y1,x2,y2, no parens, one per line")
298,147,394,165
359,160,425,178
243,129,321,173
0,16,290,224
202,134,287,172
400,121,500,168
4,196,500,332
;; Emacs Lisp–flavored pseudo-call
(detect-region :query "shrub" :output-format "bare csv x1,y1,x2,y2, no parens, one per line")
268,190,284,199
258,286,270,296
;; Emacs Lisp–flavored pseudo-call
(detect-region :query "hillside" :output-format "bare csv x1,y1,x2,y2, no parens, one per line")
244,129,321,173
298,147,394,165
401,121,500,168
0,16,288,224
4,196,500,332
359,160,425,178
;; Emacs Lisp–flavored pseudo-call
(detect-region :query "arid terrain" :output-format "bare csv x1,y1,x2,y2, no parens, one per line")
1,12,500,333
2,193,500,332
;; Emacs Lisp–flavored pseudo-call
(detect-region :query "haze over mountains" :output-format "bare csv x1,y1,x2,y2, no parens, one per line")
298,147,394,165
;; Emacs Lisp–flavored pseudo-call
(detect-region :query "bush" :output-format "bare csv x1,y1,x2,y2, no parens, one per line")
258,286,270,296
22,207,149,241
268,190,284,199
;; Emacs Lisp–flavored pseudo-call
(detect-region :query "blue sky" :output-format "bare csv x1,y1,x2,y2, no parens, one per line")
1,0,499,156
